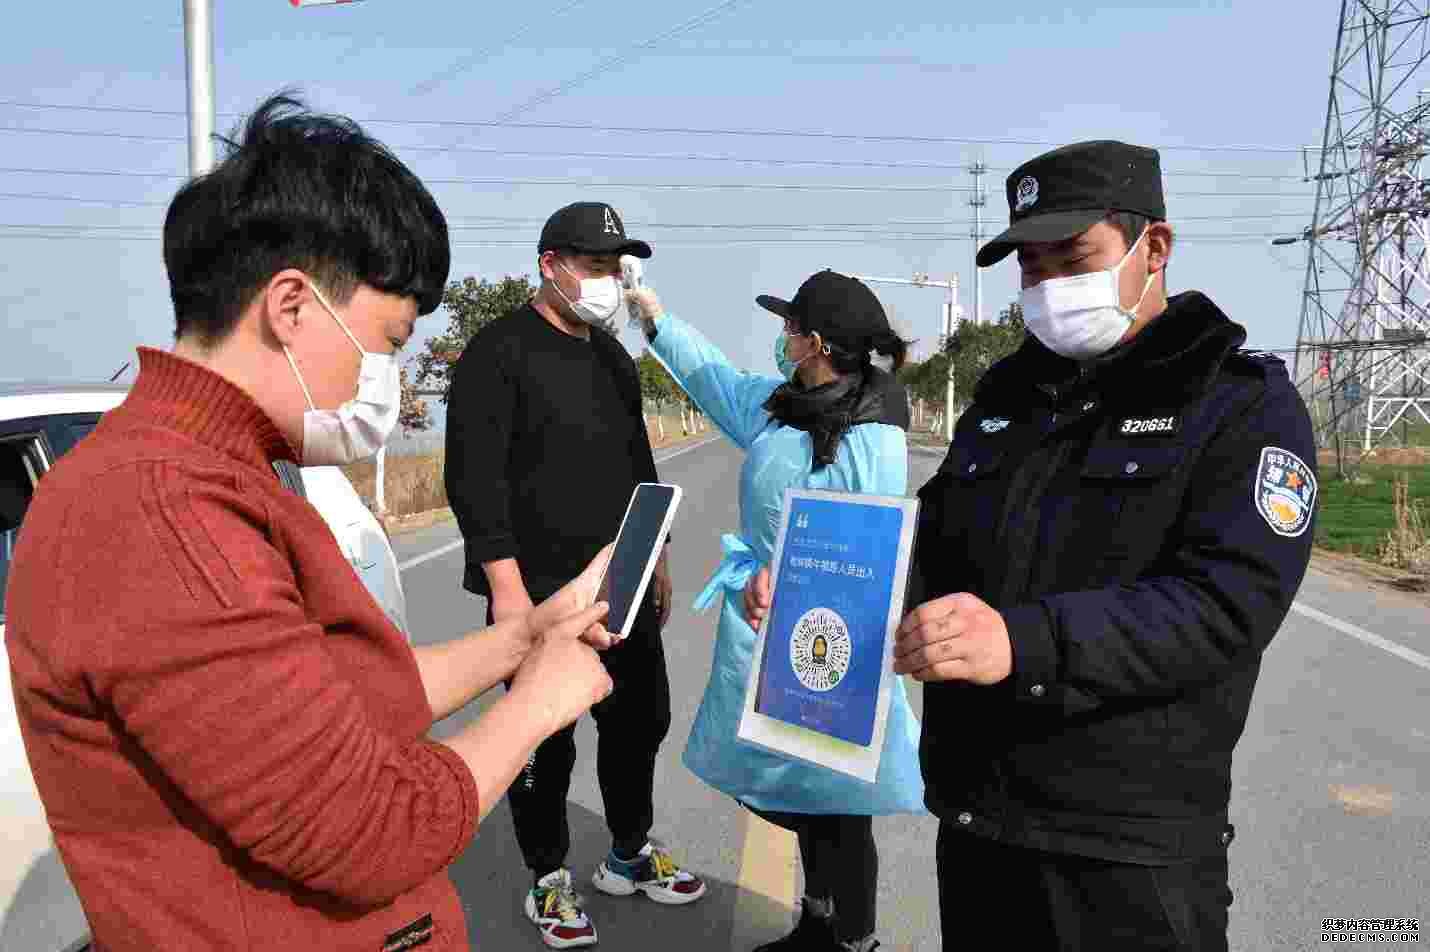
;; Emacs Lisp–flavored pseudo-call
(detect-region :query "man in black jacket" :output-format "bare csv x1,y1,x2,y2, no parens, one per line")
445,202,705,950
894,141,1317,950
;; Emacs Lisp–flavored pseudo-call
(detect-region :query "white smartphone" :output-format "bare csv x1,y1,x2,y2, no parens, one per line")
596,482,682,639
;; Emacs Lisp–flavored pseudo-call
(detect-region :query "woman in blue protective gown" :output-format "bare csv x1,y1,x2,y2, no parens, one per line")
628,270,923,952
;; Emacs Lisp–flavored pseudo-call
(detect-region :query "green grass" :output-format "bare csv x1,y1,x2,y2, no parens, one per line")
1314,463,1430,557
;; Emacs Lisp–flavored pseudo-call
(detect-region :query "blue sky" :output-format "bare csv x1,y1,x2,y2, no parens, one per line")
0,1,1347,403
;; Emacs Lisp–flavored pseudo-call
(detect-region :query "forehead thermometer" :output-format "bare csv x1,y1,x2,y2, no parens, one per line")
620,254,644,326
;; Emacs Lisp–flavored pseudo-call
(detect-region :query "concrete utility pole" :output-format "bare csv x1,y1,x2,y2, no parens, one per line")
969,161,987,326
182,0,216,176
848,272,964,441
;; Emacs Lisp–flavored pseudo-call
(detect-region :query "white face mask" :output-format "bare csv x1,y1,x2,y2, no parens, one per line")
282,283,401,466
554,261,623,325
870,352,894,373
1020,226,1156,360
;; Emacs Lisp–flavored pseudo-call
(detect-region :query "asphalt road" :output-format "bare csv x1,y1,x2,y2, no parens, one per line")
391,438,1428,951
4,436,1425,950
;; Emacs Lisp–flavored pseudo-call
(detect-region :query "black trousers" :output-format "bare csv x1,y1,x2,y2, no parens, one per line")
936,822,1232,951
745,807,878,943
488,590,672,879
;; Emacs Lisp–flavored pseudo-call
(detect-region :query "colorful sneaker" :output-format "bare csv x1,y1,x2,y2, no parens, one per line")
524,869,598,949
591,842,708,905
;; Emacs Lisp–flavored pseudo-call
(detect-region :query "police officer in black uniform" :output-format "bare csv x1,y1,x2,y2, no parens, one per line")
894,141,1319,950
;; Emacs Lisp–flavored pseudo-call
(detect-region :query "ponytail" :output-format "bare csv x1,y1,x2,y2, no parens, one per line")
823,331,912,375
871,332,909,372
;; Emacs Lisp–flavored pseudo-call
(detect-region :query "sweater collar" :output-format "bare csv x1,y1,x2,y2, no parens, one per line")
118,347,298,470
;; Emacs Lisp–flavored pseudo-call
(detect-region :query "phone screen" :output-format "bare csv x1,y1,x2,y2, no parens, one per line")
600,484,678,637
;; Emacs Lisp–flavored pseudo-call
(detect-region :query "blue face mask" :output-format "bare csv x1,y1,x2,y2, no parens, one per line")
775,332,806,381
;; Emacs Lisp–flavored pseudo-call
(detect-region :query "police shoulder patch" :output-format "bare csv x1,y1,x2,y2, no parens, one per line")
1254,446,1317,537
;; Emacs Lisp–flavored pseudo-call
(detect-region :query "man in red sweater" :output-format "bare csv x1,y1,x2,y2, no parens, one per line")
4,93,618,951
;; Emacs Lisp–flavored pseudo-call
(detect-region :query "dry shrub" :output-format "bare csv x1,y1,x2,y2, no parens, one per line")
1366,446,1430,465
339,453,448,519
1378,473,1430,577
335,413,703,521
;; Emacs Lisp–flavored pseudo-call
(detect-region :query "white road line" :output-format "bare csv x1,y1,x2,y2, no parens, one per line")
654,433,721,463
398,540,463,573
395,436,722,574
398,525,1429,677
398,439,1426,679
1289,600,1430,673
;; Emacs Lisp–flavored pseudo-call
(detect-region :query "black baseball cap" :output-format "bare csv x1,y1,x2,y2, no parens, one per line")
975,140,1165,268
538,201,652,259
756,270,891,343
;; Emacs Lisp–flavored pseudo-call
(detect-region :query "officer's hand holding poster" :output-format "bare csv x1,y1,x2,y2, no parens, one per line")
737,489,918,782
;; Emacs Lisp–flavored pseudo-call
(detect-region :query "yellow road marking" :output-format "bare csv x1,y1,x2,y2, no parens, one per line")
1329,784,1396,816
730,809,798,951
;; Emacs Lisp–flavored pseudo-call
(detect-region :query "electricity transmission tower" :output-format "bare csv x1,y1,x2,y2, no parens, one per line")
1287,0,1430,476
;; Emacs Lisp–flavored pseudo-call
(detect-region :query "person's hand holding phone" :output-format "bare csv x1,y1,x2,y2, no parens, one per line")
530,544,617,651
509,601,615,735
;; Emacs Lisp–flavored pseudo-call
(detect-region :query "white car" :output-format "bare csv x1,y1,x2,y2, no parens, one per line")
0,381,408,950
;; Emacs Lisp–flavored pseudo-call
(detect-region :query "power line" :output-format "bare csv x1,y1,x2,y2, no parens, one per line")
0,99,1325,155
0,167,966,191
0,213,1315,231
0,192,1318,224
491,0,757,123
0,167,182,180
443,235,1289,245
0,167,1314,197
0,224,1300,243
0,191,167,207
0,237,1292,246
0,124,1309,179
436,222,1296,237
0,126,188,145
408,0,591,96
451,218,1305,231
660,45,991,70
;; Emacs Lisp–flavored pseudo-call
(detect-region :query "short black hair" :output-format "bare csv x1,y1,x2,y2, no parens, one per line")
1107,211,1161,251
1106,211,1169,283
163,92,450,345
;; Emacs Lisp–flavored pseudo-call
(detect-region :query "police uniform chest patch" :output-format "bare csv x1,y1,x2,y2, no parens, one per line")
1115,414,1180,437
1254,447,1317,538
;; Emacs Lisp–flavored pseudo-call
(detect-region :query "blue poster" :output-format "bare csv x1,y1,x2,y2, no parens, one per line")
753,496,903,747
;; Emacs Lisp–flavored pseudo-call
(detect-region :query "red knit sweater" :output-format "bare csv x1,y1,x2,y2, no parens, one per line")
5,348,479,951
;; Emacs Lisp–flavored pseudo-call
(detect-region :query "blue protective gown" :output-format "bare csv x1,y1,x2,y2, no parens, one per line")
648,314,925,815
